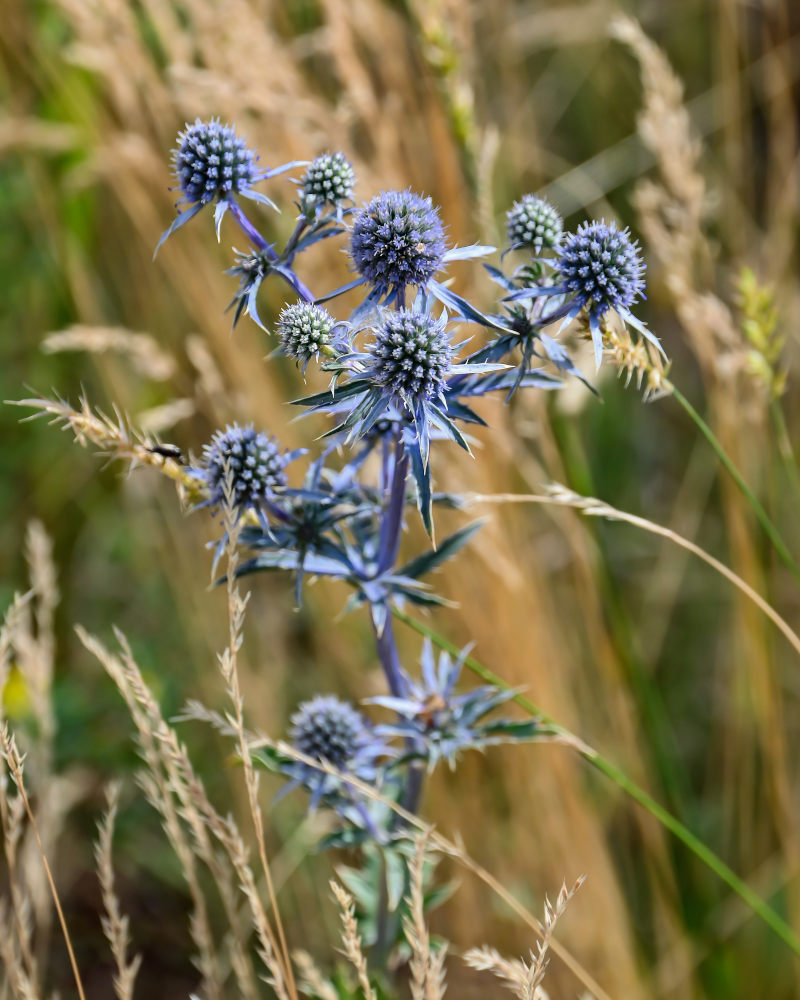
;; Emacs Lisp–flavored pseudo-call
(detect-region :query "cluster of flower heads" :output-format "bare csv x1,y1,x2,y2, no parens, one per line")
266,640,539,832
156,118,661,836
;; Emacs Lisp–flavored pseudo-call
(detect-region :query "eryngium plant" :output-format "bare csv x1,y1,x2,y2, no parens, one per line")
32,118,662,962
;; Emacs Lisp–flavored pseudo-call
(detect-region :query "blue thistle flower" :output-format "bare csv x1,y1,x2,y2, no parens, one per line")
368,310,453,402
284,695,392,812
350,189,447,297
506,194,562,253
301,152,355,207
201,423,292,511
502,218,662,369
557,220,645,319
174,118,257,206
369,640,539,771
156,118,291,255
304,308,501,470
277,302,339,370
291,309,504,536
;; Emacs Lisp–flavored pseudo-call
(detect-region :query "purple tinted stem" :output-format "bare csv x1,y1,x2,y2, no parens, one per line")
372,615,406,698
228,199,276,258
377,435,409,574
229,199,315,302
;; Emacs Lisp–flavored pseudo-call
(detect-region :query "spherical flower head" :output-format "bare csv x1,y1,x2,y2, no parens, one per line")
350,189,446,294
557,220,645,317
174,118,257,206
301,152,355,205
369,310,453,402
202,423,288,509
277,303,335,365
506,194,562,253
290,696,370,770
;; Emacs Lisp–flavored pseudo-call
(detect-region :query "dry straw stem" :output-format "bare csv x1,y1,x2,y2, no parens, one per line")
42,324,178,381
292,949,339,1000
2,522,71,974
330,881,376,1000
404,834,447,1000
251,736,611,1000
76,624,276,1000
0,726,87,1000
94,784,142,1000
464,876,585,1000
10,392,205,498
218,474,298,1000
467,486,800,663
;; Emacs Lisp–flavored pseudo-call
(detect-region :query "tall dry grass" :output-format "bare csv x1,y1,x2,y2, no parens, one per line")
2,1,800,997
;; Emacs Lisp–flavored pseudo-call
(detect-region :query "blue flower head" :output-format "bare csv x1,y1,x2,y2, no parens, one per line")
350,189,446,296
557,220,645,318
369,639,538,771
368,310,453,402
277,302,338,370
286,695,391,812
301,152,355,206
506,194,562,253
174,118,257,206
501,217,659,370
202,423,290,510
155,118,283,256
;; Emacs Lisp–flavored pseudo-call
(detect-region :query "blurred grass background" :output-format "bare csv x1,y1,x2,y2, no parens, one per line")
2,0,800,996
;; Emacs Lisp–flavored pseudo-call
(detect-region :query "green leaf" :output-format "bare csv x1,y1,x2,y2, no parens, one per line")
399,521,484,580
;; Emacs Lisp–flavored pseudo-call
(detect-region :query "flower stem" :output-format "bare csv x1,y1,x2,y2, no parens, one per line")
378,436,409,574
228,200,315,302
667,379,800,584
372,614,406,699
392,608,800,958
228,199,275,256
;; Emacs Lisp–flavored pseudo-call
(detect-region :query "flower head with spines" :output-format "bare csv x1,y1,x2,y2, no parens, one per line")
284,695,393,814
300,152,355,207
277,302,339,371
369,310,453,402
350,189,447,298
200,423,292,512
501,217,662,369
174,118,257,207
155,118,289,256
506,195,562,254
368,639,540,771
557,220,645,319
300,307,502,469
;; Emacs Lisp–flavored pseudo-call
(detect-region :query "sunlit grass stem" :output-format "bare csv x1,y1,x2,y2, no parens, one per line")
667,380,800,584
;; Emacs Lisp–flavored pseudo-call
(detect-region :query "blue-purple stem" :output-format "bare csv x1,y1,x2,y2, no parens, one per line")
372,614,406,699
377,435,409,574
228,200,315,302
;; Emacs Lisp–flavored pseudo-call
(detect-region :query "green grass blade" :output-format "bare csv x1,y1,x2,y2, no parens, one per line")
668,380,800,585
392,607,800,957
